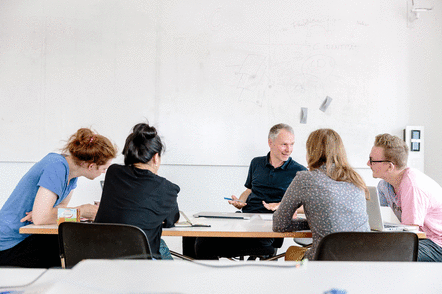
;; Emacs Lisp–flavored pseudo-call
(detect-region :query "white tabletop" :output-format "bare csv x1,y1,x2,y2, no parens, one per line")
164,213,312,237
39,259,442,294
0,268,68,294
19,213,314,238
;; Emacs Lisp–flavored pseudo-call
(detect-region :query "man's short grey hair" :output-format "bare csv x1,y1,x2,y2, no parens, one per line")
268,123,294,141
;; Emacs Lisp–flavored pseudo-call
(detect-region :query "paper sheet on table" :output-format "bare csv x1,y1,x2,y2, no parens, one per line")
259,213,306,221
259,214,273,221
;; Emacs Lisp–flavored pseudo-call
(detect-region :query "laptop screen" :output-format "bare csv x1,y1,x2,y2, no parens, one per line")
366,186,385,231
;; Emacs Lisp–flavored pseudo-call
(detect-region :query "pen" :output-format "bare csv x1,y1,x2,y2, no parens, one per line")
224,197,244,202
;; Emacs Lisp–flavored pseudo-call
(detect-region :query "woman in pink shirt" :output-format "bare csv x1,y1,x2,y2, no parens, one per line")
368,133,442,262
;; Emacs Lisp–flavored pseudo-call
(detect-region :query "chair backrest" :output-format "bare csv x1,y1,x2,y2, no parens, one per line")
314,231,418,261
58,222,152,268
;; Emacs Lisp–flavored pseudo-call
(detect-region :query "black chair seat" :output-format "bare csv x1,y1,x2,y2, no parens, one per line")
58,222,152,268
314,231,418,261
229,238,284,261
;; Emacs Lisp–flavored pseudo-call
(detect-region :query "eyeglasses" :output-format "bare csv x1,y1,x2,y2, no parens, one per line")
369,157,391,165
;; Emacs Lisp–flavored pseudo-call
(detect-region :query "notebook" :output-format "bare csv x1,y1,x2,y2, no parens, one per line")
193,211,254,220
366,186,419,232
175,211,211,227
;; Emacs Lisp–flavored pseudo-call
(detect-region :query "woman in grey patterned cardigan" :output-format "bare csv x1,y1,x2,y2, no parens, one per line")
273,128,370,260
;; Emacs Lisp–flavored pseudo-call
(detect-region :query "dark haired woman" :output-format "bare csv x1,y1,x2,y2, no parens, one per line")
95,123,180,260
0,128,117,267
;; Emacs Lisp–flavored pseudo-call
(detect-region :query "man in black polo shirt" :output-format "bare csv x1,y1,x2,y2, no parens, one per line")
229,124,307,213
194,124,307,259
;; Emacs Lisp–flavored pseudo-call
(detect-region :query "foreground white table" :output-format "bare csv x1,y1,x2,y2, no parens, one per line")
39,259,442,294
0,268,68,294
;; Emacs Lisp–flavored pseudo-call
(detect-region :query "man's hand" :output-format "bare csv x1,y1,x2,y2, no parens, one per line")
78,204,99,220
20,211,33,223
228,195,247,210
262,201,280,211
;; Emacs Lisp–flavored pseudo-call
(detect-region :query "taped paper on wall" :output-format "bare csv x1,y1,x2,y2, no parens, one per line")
319,96,333,112
300,108,308,124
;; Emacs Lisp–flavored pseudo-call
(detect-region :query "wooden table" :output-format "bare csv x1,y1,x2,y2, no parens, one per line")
20,213,427,239
19,214,312,261
19,214,313,238
19,214,426,261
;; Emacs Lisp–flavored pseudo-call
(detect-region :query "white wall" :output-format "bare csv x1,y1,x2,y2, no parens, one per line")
0,0,412,170
1,0,442,212
0,161,380,212
408,1,442,184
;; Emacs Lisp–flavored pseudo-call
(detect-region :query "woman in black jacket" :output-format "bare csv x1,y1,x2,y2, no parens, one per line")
95,123,180,259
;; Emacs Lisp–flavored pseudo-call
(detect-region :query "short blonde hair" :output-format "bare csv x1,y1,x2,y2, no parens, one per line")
374,134,408,169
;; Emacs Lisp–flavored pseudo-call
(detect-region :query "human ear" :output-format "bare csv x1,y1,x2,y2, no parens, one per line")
152,153,160,167
387,162,395,172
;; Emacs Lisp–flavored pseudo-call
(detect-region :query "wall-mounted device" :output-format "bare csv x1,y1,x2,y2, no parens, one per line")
410,129,421,151
403,126,424,172
408,0,433,26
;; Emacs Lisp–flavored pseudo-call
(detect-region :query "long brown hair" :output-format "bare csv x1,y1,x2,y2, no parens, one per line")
62,128,117,166
306,129,369,199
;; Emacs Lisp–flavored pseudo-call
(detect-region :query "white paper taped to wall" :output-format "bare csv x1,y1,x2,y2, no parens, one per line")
319,96,333,112
300,107,308,124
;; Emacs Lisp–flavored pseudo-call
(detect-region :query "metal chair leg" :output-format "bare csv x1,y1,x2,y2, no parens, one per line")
170,250,195,261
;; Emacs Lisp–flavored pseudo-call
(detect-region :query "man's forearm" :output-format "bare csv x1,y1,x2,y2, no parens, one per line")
239,189,251,202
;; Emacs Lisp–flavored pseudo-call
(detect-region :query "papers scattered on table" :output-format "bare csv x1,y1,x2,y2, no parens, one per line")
175,221,193,227
258,213,306,221
175,220,211,227
177,211,211,227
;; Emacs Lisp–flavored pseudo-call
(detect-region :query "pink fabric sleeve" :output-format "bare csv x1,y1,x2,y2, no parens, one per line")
399,170,428,226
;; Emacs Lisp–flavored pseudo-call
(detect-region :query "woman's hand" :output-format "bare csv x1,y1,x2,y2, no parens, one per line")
20,211,33,223
78,204,99,220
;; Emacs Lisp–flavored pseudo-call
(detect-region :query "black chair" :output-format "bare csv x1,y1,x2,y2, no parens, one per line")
58,222,152,268
190,237,284,261
242,238,284,261
314,231,418,261
222,238,284,261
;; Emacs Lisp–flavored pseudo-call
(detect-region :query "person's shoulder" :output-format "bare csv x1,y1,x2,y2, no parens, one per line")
32,154,70,185
288,169,313,188
296,169,311,177
155,174,180,194
103,163,126,177
107,163,124,171
249,156,267,167
43,153,67,163
292,169,312,182
39,153,69,171
251,155,267,163
403,167,428,182
403,167,418,177
400,167,426,188
286,158,307,171
404,168,441,191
